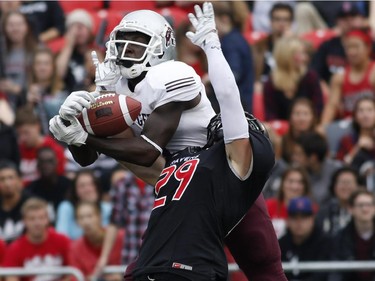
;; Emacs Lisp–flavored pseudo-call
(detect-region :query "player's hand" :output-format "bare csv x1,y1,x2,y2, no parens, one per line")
49,115,88,146
92,50,121,88
59,90,99,120
186,2,220,49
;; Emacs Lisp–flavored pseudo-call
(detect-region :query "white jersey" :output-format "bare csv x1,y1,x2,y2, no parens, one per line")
115,60,215,153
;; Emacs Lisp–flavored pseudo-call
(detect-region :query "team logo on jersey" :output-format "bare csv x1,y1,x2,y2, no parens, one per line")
172,262,193,271
164,26,176,48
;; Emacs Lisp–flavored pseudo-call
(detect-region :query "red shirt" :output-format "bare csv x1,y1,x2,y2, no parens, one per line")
0,239,6,264
342,61,375,117
3,228,70,281
69,229,124,279
19,136,66,185
266,198,287,219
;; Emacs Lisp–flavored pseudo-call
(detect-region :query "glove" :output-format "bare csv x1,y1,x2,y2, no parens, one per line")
49,115,88,146
59,90,99,120
92,50,120,89
186,2,220,49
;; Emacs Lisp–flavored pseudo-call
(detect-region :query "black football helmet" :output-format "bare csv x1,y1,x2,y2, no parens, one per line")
205,112,267,148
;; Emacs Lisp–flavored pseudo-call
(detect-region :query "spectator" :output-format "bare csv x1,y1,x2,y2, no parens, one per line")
279,196,331,281
70,202,123,281
0,11,37,110
56,9,94,92
56,169,112,240
316,167,362,237
291,131,342,204
20,0,65,43
311,2,369,85
252,2,294,83
26,147,72,222
3,198,70,281
213,1,254,113
0,93,19,165
294,2,327,35
266,166,312,238
263,37,323,121
336,96,375,170
329,189,375,281
0,160,28,243
320,28,375,130
14,106,66,184
281,98,318,163
26,47,68,135
94,169,154,274
252,1,295,33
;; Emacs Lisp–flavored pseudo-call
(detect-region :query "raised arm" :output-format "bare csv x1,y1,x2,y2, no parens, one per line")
186,3,252,178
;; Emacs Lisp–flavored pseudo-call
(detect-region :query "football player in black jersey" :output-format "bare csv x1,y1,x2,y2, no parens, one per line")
130,3,276,281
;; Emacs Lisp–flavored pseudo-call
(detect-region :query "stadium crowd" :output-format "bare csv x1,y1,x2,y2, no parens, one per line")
1,1,375,281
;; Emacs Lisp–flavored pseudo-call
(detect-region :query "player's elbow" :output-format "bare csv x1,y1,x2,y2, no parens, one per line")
137,151,160,167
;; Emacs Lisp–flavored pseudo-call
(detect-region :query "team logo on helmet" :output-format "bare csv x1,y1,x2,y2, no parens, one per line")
164,26,176,48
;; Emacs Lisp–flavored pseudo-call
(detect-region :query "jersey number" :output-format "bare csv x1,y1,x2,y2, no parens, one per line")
153,159,199,210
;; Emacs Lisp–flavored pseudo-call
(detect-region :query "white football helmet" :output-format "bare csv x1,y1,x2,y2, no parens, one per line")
107,10,176,79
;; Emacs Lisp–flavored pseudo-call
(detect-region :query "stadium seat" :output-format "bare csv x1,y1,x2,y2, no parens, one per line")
59,0,104,14
157,7,189,29
243,31,268,45
108,0,156,13
46,37,65,54
252,91,265,121
300,29,338,50
268,120,289,136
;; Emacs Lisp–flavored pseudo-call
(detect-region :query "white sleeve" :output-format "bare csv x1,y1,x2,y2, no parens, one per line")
204,41,249,143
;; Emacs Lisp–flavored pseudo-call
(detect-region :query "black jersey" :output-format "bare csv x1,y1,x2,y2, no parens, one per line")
133,130,275,281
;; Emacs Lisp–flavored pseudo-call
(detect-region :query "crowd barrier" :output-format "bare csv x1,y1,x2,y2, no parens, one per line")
1,261,375,280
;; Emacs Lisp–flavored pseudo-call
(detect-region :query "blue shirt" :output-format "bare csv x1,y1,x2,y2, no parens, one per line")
55,200,112,240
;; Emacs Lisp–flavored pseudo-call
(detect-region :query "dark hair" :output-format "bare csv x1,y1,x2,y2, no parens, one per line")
37,146,56,158
0,159,21,176
348,188,375,207
351,95,375,134
329,166,361,196
270,3,294,20
69,169,102,207
295,132,328,163
277,166,311,203
14,105,40,127
282,98,317,162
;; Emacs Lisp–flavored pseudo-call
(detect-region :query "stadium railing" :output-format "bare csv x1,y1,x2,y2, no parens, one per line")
2,261,375,280
0,267,85,281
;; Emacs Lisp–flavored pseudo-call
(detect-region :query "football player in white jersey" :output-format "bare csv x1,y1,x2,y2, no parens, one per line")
49,4,286,281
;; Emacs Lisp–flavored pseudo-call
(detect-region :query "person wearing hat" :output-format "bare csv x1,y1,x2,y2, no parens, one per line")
56,9,96,93
279,196,331,281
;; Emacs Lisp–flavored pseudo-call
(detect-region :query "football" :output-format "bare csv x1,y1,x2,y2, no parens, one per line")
77,93,141,137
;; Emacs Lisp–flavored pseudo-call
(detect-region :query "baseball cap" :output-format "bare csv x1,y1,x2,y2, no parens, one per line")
336,2,360,19
288,197,314,216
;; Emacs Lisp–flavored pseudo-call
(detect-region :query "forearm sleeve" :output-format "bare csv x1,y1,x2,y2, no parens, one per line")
204,41,249,143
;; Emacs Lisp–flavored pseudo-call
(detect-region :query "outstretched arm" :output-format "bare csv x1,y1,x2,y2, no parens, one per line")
187,3,252,178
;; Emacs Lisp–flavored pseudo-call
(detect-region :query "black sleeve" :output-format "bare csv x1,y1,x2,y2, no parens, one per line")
48,1,65,35
310,41,329,82
249,130,275,179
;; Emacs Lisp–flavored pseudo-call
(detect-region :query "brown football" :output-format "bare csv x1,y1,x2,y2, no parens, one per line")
77,93,141,137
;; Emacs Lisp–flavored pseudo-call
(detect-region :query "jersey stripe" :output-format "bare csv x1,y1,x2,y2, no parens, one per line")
165,77,194,87
166,82,197,93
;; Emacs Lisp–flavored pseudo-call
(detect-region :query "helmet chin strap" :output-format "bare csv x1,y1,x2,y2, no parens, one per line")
119,63,150,79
